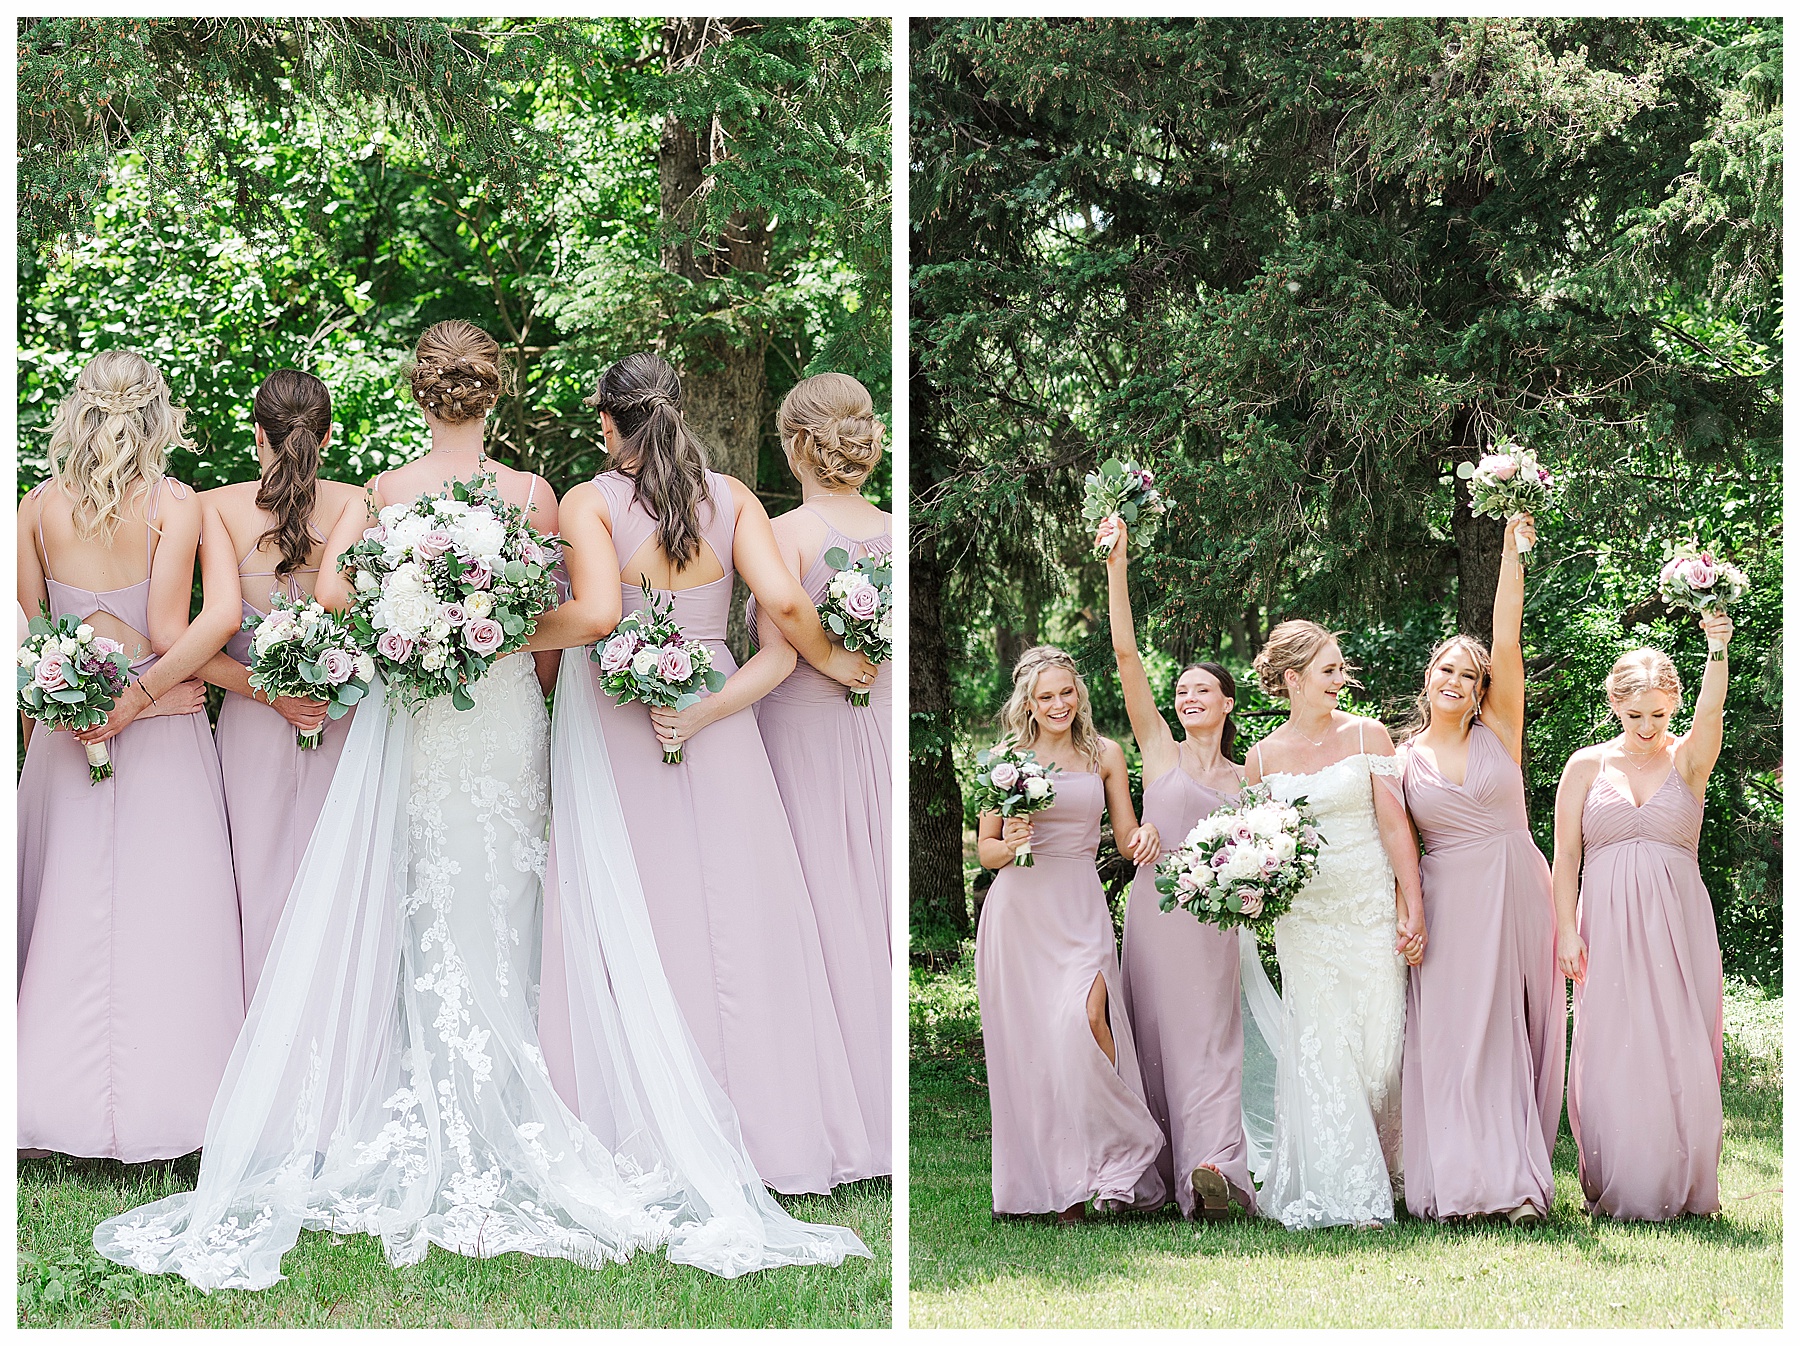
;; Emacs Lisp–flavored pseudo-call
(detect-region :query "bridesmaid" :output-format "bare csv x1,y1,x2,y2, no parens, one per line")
1399,513,1562,1225
198,370,364,1000
1102,520,1254,1220
17,351,245,1160
976,645,1167,1222
1553,616,1733,1220
746,372,894,1177
535,350,879,1196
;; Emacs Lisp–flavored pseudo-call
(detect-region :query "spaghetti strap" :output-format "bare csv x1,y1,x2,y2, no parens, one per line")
145,477,165,568
33,487,55,582
1357,718,1365,756
524,475,537,512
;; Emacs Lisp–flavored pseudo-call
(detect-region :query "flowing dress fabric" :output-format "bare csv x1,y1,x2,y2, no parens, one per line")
744,511,893,1177
1118,769,1253,1215
19,482,243,1161
1241,745,1408,1229
976,771,1167,1215
538,470,871,1196
1568,770,1722,1220
218,554,356,1000
1400,723,1562,1219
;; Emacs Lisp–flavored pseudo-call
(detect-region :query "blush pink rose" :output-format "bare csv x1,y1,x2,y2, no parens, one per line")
1236,888,1264,919
1660,557,1684,585
463,617,505,656
90,636,124,656
657,645,694,683
1683,558,1717,588
441,603,466,627
520,538,546,565
376,631,414,663
463,560,493,590
416,530,453,560
1210,848,1233,870
363,525,387,542
34,650,70,691
600,633,637,673
1480,454,1516,481
988,761,1020,790
842,580,881,621
320,649,355,685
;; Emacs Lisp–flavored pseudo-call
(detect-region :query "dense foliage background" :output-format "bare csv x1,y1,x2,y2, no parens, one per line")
911,16,1782,983
19,17,893,556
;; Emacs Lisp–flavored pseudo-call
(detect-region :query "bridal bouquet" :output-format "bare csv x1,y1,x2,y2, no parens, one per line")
338,473,561,713
1658,542,1749,661
244,593,375,748
1457,441,1553,550
1084,456,1168,560
819,546,893,707
592,580,727,764
16,612,132,782
970,746,1059,866
1155,784,1323,934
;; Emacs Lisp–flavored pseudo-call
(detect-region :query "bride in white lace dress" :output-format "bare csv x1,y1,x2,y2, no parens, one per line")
94,322,866,1290
1237,621,1427,1230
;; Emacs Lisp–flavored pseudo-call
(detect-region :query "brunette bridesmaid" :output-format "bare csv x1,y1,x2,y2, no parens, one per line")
535,351,879,1195
1102,520,1253,1219
1399,513,1562,1225
198,370,364,1000
976,645,1167,1222
17,352,245,1160
747,372,894,1176
1553,616,1733,1220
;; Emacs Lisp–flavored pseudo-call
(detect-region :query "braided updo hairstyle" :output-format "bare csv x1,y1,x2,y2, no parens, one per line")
1253,619,1357,700
778,372,885,490
1606,647,1682,710
583,352,712,568
408,320,508,424
253,370,331,578
46,350,192,543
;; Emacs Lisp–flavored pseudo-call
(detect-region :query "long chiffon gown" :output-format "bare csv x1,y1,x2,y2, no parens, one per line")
1118,768,1253,1216
1400,722,1563,1219
538,469,872,1196
18,480,244,1160
1568,766,1723,1220
977,769,1166,1215
214,546,355,1001
746,507,893,1177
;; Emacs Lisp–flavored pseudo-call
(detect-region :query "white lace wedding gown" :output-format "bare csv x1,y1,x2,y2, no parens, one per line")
95,652,866,1289
1238,733,1408,1229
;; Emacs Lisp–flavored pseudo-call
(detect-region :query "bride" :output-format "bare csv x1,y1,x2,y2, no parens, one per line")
94,321,867,1289
1238,620,1426,1230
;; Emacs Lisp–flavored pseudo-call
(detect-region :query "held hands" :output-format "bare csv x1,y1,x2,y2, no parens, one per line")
1000,814,1034,860
1504,513,1536,557
823,643,879,690
1557,926,1588,985
1122,822,1160,865
1396,905,1427,966
145,679,209,719
651,700,713,755
271,693,329,734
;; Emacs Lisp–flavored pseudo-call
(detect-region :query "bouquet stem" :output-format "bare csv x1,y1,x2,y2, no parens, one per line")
847,687,871,708
1708,636,1726,663
1013,838,1034,867
84,741,113,784
297,726,324,751
663,745,685,766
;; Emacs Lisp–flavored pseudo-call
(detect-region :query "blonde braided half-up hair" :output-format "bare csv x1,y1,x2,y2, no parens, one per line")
998,645,1103,768
46,350,191,543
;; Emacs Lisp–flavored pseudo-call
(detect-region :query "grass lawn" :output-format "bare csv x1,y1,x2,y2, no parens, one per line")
17,1158,890,1328
910,946,1782,1329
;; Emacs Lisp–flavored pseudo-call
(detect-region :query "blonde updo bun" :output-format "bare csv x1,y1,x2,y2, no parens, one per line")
1253,619,1346,700
778,372,885,490
407,320,509,424
1606,647,1682,709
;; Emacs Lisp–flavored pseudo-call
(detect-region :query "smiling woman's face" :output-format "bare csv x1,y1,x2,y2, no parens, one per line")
1427,646,1482,720
1031,665,1080,737
1611,689,1678,746
1174,666,1232,732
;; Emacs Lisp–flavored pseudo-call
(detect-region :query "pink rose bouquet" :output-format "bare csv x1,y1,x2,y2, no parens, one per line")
16,610,133,782
590,580,726,764
1083,456,1168,560
243,592,374,748
1657,541,1749,661
818,546,893,707
1155,783,1323,934
1457,440,1554,550
969,745,1060,866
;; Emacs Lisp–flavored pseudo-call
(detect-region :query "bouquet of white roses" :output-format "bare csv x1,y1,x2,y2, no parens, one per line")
1457,441,1553,550
337,472,561,713
1084,457,1168,560
17,611,133,782
969,745,1060,867
1658,542,1749,661
819,546,893,707
243,593,375,748
1155,784,1323,934
592,580,728,764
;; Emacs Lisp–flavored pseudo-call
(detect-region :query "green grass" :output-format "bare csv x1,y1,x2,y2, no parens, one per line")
18,1157,890,1328
910,946,1782,1329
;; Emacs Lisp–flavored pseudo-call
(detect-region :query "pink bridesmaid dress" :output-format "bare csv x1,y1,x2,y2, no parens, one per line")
1117,768,1253,1215
746,508,892,1176
977,769,1166,1215
213,532,355,1001
538,469,872,1195
1400,722,1563,1219
1567,766,1723,1220
17,481,244,1161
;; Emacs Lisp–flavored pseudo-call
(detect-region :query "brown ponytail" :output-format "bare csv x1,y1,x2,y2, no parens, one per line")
584,352,711,568
252,369,331,577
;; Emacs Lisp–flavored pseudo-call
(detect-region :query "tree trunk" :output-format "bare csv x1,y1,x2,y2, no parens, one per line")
1449,407,1505,643
910,534,971,943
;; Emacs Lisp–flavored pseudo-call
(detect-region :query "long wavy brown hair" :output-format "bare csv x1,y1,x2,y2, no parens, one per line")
584,352,712,568
252,370,332,577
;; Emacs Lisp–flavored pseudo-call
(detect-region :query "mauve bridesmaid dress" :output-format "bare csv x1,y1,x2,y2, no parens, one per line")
977,769,1166,1215
539,469,872,1195
1118,767,1253,1215
214,542,355,1001
1400,722,1563,1219
17,481,244,1161
1568,765,1723,1220
746,508,892,1176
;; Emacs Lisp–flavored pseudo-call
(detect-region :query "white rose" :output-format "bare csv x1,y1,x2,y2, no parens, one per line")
60,636,80,655
631,646,662,678
463,591,495,619
1023,775,1051,801
17,648,39,668
355,651,376,682
420,643,447,672
377,502,410,528
1273,833,1297,863
355,569,380,593
385,562,426,597
456,514,507,561
427,618,452,644
376,589,435,639
75,623,94,642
